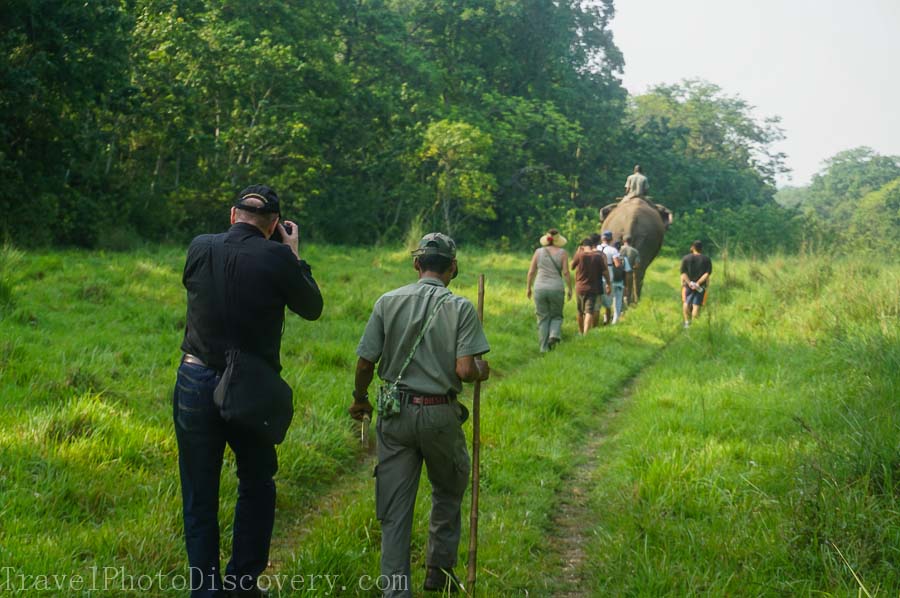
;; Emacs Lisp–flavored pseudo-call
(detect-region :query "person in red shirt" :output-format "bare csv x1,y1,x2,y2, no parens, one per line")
570,238,610,334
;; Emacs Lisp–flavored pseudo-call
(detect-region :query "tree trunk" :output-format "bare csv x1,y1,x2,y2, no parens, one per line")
442,192,452,236
151,150,162,194
215,98,221,169
105,137,115,176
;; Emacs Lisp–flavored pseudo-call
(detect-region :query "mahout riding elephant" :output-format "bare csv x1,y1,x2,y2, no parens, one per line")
599,196,673,297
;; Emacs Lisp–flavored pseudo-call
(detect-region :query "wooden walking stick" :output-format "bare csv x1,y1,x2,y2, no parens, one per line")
466,274,485,595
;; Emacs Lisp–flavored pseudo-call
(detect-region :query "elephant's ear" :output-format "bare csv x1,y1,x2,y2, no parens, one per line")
655,204,673,230
599,202,618,222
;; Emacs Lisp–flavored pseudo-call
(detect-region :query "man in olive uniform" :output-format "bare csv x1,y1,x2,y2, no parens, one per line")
349,233,490,596
624,164,649,199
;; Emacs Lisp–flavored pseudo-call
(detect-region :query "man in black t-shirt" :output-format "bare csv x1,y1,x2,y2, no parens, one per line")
680,240,712,327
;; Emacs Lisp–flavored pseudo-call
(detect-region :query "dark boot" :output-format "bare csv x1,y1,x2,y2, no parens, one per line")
424,567,462,593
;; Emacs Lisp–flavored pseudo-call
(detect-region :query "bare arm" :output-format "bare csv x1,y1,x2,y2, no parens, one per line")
562,252,572,299
526,251,539,298
349,357,376,420
354,357,375,399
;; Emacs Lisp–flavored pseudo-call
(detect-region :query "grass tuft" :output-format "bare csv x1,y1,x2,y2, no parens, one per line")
0,243,24,310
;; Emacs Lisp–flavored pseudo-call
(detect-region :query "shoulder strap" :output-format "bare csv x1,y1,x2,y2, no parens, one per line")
393,292,451,385
209,236,235,349
543,247,563,275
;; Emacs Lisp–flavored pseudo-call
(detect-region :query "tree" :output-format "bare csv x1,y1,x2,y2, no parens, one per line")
0,0,131,245
123,0,340,236
847,178,900,253
804,147,900,218
622,80,798,254
774,185,810,208
454,93,585,243
626,79,787,214
420,120,496,236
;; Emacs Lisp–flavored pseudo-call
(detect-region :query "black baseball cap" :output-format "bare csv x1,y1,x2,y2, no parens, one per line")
235,184,281,214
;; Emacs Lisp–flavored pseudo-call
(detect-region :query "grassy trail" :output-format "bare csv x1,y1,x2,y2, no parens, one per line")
269,262,683,596
544,307,690,597
3,244,896,596
581,255,900,596
548,366,661,597
0,243,680,596
268,443,373,573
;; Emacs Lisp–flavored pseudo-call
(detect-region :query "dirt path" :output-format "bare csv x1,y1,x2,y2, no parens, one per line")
547,336,674,597
547,393,627,597
266,335,676,592
268,436,376,572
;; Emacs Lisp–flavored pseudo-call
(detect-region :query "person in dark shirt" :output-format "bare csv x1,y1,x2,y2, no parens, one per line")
680,240,712,328
570,238,609,334
174,184,322,598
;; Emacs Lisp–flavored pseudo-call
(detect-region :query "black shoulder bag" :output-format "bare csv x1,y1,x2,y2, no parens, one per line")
210,237,293,444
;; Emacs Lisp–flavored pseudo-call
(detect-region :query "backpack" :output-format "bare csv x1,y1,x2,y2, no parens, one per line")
612,258,625,282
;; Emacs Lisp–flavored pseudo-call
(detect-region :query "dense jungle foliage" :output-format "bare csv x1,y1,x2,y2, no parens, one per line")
2,0,896,253
775,147,900,253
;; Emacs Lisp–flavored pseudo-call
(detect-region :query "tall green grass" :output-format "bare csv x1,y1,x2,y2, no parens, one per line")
3,244,896,596
587,254,900,595
0,243,679,596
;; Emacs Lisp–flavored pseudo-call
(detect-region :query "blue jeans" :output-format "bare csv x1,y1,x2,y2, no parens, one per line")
612,281,625,322
173,359,278,597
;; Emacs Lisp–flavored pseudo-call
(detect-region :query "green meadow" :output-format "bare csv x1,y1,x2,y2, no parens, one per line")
0,244,898,596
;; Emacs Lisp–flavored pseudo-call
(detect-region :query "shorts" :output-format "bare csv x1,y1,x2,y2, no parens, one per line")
683,287,706,306
576,293,598,314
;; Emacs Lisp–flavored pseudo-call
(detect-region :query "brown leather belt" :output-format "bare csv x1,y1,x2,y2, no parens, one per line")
408,395,450,406
183,353,208,367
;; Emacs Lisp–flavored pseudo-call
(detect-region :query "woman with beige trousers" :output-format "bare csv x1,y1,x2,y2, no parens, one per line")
526,229,573,352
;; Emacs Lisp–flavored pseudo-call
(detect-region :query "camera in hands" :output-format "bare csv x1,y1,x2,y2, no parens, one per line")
269,221,295,244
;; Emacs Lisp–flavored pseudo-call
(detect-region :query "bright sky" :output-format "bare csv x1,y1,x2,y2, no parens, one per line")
611,0,900,187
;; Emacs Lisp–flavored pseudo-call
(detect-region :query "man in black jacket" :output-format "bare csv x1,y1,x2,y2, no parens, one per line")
174,184,323,597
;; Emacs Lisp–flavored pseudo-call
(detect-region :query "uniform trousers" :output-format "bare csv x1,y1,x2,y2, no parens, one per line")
375,399,470,597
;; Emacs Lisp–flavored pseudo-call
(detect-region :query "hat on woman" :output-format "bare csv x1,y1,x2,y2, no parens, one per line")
539,228,567,248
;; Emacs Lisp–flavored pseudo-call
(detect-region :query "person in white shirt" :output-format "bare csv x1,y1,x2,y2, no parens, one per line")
610,243,629,324
596,230,619,325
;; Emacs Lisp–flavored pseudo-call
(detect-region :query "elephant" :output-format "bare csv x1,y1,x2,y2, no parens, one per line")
599,196,673,298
